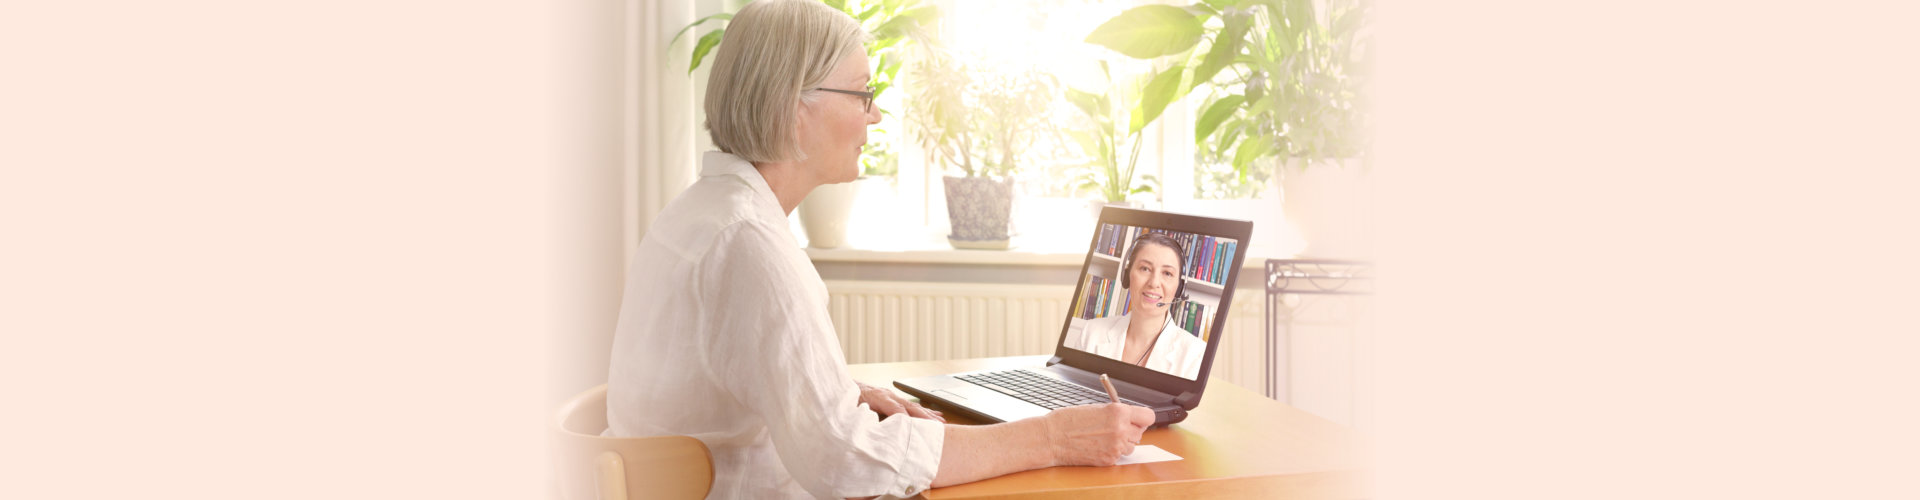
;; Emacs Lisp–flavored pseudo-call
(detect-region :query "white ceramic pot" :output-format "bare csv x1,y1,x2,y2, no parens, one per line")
799,180,861,249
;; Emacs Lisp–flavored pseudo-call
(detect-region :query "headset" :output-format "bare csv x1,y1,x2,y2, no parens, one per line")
1117,231,1195,365
1120,231,1189,308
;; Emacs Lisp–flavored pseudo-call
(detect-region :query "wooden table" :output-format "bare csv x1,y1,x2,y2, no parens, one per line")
849,356,1369,499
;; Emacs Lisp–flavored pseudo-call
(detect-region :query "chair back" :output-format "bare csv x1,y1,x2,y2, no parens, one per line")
552,384,713,500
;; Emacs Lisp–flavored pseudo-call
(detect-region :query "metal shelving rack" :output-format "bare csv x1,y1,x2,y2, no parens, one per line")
1264,258,1373,402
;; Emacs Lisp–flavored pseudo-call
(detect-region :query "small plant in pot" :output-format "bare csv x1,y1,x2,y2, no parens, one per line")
905,47,1059,250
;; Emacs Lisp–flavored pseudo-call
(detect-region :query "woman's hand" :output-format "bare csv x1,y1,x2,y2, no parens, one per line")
1039,403,1155,467
856,381,945,423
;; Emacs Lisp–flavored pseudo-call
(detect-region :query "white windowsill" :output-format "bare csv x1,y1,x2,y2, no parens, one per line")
802,232,1294,272
802,233,1090,266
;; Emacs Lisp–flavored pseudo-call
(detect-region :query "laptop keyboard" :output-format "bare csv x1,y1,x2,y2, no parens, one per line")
955,369,1146,410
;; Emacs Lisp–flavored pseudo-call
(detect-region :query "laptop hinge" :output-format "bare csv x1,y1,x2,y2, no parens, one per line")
1046,356,1064,366
1173,391,1201,409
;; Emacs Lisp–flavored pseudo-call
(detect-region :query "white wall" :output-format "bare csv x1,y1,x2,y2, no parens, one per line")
547,0,629,408
8,2,562,498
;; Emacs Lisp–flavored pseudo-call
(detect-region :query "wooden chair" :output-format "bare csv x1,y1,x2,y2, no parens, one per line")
552,384,713,500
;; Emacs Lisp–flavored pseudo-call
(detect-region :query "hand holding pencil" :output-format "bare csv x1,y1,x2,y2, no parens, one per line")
1039,373,1154,466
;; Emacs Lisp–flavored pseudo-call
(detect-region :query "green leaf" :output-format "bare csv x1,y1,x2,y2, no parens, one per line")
897,4,941,26
1191,12,1250,92
872,17,911,40
1130,64,1187,135
1063,129,1103,158
1132,174,1159,195
1195,94,1245,143
1084,5,1205,59
1065,88,1109,122
872,51,892,79
1245,89,1275,116
1331,3,1363,39
1232,134,1275,172
1215,121,1243,158
869,36,902,54
824,0,848,12
1244,70,1267,108
689,29,724,74
670,13,732,47
872,5,939,40
856,4,882,22
880,57,903,80
1268,0,1315,56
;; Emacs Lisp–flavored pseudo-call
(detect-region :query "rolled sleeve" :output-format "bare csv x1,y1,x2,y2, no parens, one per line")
892,413,946,497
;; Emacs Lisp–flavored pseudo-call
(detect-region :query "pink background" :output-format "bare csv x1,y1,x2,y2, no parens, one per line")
4,1,1916,498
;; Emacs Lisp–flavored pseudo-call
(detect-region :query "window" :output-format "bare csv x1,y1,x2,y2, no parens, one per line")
794,0,1323,257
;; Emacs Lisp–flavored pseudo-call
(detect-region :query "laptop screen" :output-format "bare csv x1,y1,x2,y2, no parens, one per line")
1062,222,1241,381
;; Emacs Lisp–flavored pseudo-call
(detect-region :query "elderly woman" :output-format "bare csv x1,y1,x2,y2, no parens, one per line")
1068,233,1208,379
602,1,1153,498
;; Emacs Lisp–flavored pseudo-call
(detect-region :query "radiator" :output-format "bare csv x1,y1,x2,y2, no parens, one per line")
824,280,1270,396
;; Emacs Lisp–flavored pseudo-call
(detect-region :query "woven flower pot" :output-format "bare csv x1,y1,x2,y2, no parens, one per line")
942,175,1013,249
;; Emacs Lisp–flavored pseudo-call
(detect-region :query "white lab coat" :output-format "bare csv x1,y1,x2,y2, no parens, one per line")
1068,312,1207,380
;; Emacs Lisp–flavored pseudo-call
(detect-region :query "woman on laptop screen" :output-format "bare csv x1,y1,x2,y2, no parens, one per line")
1068,232,1207,379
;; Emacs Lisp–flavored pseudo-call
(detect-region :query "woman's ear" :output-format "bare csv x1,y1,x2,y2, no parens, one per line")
791,100,812,131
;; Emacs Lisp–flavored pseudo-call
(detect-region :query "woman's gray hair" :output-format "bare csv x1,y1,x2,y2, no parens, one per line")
704,0,869,163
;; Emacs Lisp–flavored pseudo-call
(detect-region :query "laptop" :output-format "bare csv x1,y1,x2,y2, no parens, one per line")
894,207,1252,427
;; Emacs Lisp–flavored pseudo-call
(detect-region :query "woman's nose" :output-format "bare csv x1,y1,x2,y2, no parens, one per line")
866,104,882,125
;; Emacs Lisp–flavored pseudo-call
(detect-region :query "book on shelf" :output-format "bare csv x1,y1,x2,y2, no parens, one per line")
1078,275,1112,319
1200,314,1215,342
1073,276,1088,319
1096,223,1133,257
1136,229,1236,287
1202,236,1213,283
1107,278,1117,316
1166,299,1209,339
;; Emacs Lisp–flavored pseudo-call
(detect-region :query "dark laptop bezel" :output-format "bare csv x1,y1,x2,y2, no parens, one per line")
1049,206,1253,411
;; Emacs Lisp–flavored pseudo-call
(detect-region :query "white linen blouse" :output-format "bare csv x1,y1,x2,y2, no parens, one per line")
603,152,944,499
1069,313,1207,380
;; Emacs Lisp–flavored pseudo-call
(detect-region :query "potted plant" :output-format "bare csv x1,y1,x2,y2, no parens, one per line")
1085,0,1374,255
903,45,1059,249
675,0,940,248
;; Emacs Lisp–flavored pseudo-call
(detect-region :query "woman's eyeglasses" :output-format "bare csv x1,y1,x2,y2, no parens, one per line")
813,87,874,113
